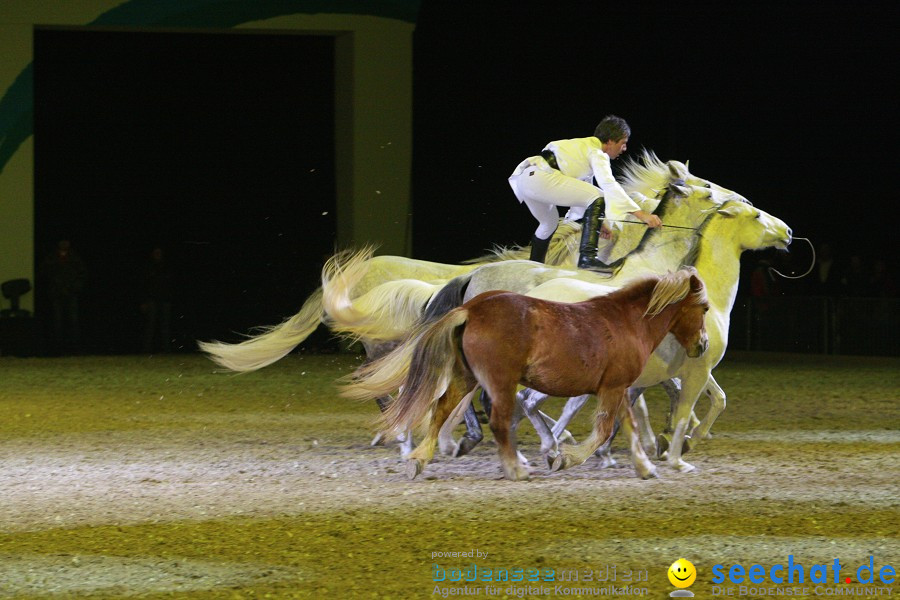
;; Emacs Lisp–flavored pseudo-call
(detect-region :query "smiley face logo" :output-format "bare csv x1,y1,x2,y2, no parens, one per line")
668,558,697,588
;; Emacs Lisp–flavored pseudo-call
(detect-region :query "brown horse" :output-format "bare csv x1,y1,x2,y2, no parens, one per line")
376,267,710,481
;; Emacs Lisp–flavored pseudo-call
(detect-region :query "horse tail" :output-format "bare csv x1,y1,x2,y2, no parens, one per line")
320,245,377,308
321,244,428,341
340,307,469,421
422,272,472,321
198,287,324,372
324,278,438,342
379,308,470,435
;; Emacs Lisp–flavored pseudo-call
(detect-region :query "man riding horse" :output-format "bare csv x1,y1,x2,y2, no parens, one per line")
508,115,662,271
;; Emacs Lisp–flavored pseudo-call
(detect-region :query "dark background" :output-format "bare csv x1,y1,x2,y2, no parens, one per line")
411,1,897,261
31,0,899,353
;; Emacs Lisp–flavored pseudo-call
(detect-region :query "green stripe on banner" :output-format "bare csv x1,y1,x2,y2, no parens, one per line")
0,0,420,174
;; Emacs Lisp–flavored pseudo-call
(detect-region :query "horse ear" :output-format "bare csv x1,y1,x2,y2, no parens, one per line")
668,181,691,198
668,161,689,180
716,203,744,218
690,273,704,292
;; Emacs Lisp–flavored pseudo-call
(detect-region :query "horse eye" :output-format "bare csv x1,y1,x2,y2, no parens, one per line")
704,183,711,188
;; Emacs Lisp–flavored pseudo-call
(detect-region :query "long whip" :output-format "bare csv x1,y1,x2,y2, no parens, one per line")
603,219,698,231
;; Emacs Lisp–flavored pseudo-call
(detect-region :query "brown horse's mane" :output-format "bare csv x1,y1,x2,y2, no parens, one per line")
599,268,705,317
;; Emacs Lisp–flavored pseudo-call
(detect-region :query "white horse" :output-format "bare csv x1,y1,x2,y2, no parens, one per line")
323,154,739,344
516,200,792,471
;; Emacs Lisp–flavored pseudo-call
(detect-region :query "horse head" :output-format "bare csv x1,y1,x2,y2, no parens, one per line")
644,268,710,358
713,201,793,251
666,270,709,358
674,159,751,205
608,153,729,263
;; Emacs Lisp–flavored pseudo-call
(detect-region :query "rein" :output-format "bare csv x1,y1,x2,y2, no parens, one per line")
766,236,815,280
604,219,699,232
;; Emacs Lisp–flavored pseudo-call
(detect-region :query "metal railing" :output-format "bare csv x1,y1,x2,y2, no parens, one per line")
730,296,900,356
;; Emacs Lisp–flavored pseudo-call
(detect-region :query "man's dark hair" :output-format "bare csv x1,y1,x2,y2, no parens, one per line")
594,115,631,142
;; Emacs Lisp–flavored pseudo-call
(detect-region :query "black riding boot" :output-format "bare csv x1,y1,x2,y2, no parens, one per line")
577,199,614,273
529,232,553,264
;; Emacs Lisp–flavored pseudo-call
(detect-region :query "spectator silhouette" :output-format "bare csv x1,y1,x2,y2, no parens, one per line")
750,257,781,299
868,259,897,298
839,254,870,297
140,246,174,353
41,239,86,354
809,242,842,296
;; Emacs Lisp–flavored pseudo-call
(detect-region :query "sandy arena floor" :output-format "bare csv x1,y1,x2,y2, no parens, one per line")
0,352,898,599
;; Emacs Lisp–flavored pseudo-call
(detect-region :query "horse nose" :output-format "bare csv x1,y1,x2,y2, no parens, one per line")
786,227,793,243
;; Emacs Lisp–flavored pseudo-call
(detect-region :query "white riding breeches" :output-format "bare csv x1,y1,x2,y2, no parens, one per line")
509,158,601,239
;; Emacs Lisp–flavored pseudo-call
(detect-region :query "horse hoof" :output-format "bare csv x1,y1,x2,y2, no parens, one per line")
656,433,671,458
670,459,696,473
640,466,659,480
510,467,531,481
595,453,618,469
406,460,423,480
454,437,480,458
543,449,559,470
550,454,567,473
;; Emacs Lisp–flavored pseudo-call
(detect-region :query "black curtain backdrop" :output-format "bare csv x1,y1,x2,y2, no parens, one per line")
34,29,335,353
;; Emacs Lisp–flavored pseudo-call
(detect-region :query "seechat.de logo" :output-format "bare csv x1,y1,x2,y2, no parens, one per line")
711,555,896,586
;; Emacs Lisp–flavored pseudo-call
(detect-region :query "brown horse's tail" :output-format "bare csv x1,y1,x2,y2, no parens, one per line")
376,308,470,435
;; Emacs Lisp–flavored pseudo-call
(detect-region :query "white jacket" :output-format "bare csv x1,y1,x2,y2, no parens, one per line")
542,136,640,222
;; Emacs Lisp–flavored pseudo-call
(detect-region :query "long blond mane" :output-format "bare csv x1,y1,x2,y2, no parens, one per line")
643,267,707,317
619,150,671,198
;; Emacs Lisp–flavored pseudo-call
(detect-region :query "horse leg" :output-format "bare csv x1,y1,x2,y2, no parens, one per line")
517,388,560,462
436,388,482,457
369,397,391,445
662,378,681,433
484,383,529,481
553,388,624,472
657,378,694,458
664,371,709,473
537,411,575,443
552,394,591,442
619,400,658,480
661,378,699,434
591,387,646,467
691,375,725,440
508,399,531,466
631,392,658,457
455,401,485,457
479,388,492,420
592,420,619,469
406,387,468,479
370,395,415,454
